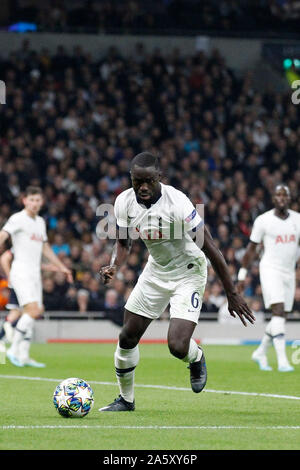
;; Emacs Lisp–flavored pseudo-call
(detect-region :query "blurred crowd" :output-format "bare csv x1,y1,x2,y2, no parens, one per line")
7,0,299,35
0,39,300,323
269,0,300,21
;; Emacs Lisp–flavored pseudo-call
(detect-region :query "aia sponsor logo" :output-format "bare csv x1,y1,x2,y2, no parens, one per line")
275,234,296,244
30,233,43,242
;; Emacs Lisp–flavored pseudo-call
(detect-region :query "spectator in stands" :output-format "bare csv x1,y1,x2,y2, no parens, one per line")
101,288,123,326
249,298,265,323
52,233,71,256
62,287,78,311
43,278,62,310
209,283,226,309
77,289,89,313
202,289,219,313
9,1,300,35
0,40,300,318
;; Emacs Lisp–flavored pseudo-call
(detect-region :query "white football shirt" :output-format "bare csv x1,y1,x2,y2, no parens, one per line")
2,209,48,276
250,208,300,272
114,183,205,274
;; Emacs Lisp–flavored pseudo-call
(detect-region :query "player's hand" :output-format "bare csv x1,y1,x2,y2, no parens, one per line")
236,280,245,294
100,265,117,285
227,291,255,327
60,266,74,284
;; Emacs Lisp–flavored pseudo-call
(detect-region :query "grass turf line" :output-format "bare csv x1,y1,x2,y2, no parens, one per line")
0,343,299,450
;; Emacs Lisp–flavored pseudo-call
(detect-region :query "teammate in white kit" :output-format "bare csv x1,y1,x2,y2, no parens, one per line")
0,248,63,346
238,185,300,372
0,186,73,367
99,152,254,412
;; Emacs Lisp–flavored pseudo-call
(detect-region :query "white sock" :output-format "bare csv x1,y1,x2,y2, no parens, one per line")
3,321,15,342
254,333,272,357
19,328,33,363
114,343,140,403
268,316,290,368
8,329,22,356
19,338,31,363
182,339,202,363
9,314,34,357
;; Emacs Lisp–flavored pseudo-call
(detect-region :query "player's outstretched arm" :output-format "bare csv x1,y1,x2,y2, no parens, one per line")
100,235,131,285
201,226,255,327
0,230,9,249
0,249,13,279
41,263,64,272
237,241,258,293
42,242,73,283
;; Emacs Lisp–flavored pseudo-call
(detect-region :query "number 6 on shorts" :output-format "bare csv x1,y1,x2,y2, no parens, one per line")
191,292,199,309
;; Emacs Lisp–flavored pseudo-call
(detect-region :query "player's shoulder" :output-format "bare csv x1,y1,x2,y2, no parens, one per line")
7,210,25,222
254,209,274,223
288,209,300,220
114,188,135,206
162,183,190,202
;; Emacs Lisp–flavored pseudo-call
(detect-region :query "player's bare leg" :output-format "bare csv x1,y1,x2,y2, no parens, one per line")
5,309,21,324
99,309,152,411
167,318,207,393
7,302,45,368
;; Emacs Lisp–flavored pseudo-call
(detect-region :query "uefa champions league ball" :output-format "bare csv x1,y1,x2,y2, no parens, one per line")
53,377,94,418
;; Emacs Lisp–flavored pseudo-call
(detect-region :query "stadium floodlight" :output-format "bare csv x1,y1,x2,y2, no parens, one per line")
293,59,300,68
8,22,37,32
283,58,293,69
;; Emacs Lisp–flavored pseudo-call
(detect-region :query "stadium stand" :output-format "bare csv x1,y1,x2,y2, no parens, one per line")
0,36,300,321
6,0,300,36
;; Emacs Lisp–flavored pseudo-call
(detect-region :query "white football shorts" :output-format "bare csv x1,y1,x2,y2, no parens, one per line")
125,258,207,324
10,269,43,308
259,265,295,312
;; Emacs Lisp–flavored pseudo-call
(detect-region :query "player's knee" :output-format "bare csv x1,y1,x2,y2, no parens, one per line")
168,338,188,360
119,328,139,349
24,303,41,319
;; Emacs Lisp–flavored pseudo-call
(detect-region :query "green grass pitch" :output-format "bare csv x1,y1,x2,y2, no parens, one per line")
0,343,299,450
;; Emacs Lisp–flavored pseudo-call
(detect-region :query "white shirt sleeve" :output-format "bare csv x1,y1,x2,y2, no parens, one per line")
250,215,265,244
114,194,128,228
41,218,48,242
2,214,21,236
181,195,203,233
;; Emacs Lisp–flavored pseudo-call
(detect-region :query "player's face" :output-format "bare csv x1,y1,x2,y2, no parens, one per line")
273,187,290,212
23,194,43,215
131,166,161,202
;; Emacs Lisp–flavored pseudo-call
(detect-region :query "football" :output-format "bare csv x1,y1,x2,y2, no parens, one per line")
53,377,94,418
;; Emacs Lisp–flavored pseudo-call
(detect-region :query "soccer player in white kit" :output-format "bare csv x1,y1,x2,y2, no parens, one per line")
0,186,73,367
0,248,63,346
98,152,254,412
238,185,300,372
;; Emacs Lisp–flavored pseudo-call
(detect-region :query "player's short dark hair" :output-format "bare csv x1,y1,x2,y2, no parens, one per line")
274,183,290,196
24,186,43,197
130,152,159,172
